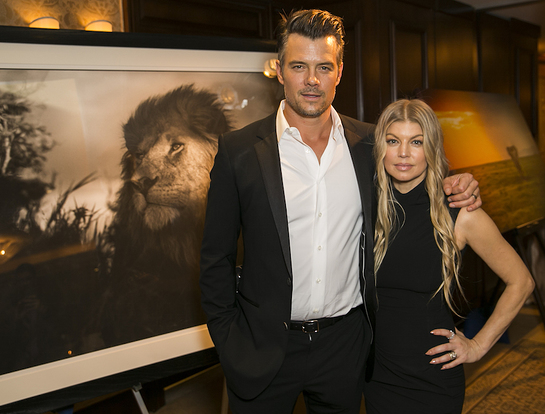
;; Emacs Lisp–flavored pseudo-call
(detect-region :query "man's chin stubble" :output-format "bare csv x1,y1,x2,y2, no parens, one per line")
285,98,328,118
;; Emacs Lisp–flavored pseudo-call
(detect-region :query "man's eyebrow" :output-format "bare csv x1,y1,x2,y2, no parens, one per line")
287,60,335,66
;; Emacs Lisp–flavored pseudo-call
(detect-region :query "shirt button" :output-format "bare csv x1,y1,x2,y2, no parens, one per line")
317,246,322,250
316,279,321,284
318,212,322,217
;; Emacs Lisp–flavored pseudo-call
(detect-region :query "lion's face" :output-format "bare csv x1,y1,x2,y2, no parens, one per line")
128,125,217,231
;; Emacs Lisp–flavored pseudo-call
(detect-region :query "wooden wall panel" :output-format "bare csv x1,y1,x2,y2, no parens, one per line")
516,48,538,135
477,13,512,95
319,0,365,121
359,0,382,123
316,0,382,123
125,0,276,38
390,23,428,99
122,0,540,132
333,22,362,121
434,3,477,91
512,19,540,136
379,0,434,107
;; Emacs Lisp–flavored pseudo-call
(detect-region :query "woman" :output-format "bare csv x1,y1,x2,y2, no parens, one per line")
364,99,535,413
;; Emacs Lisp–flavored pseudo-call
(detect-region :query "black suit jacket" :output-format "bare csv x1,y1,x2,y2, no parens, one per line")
200,112,377,400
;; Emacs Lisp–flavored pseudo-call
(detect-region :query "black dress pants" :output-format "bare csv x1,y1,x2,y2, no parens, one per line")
227,308,367,414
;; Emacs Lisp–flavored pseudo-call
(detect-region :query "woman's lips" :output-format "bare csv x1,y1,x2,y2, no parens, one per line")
394,163,413,171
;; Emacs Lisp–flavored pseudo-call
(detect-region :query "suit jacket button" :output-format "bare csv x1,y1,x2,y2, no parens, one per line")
284,322,289,330
287,278,292,286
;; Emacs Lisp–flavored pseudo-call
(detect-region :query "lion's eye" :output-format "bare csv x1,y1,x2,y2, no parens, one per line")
171,143,184,152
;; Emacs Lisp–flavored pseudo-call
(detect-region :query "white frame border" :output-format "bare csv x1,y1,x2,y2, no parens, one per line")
0,40,276,407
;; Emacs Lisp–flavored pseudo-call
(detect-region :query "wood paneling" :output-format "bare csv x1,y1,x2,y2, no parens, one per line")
125,0,276,38
324,0,382,123
390,23,428,99
512,18,540,136
379,0,434,108
434,2,478,91
318,0,365,121
122,0,540,132
478,13,512,95
333,22,363,121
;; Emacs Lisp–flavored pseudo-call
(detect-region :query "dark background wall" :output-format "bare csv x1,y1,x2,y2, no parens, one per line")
124,0,540,138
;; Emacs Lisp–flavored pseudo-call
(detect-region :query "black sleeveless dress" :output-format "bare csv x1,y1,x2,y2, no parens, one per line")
364,180,465,414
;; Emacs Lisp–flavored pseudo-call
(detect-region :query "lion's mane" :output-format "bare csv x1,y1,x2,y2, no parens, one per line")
109,84,232,274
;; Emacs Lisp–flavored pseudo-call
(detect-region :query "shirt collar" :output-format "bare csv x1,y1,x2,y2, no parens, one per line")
275,100,344,143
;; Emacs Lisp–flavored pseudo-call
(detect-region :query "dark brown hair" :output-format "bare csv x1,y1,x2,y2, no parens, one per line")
277,9,345,67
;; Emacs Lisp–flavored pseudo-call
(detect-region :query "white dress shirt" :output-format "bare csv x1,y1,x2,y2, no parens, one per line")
276,101,364,320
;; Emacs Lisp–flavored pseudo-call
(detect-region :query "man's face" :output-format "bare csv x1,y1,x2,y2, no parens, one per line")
276,34,343,120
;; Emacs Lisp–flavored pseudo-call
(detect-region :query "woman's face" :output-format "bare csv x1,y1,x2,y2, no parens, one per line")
383,120,427,193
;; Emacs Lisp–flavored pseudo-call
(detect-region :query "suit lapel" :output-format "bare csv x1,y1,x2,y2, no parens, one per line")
254,119,293,278
344,123,374,231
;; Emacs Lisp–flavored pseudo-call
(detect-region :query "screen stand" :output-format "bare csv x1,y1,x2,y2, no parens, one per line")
131,384,150,414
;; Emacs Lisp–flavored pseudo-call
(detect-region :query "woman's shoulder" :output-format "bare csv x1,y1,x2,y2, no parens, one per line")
454,206,498,249
456,206,491,227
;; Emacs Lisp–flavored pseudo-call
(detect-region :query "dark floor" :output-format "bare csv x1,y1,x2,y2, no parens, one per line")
43,304,543,414
154,305,545,414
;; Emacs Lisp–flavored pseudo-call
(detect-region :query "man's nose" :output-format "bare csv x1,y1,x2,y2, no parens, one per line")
305,70,319,86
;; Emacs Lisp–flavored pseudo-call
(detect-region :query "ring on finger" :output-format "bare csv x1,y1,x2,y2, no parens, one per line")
449,351,457,360
471,193,477,199
448,330,455,340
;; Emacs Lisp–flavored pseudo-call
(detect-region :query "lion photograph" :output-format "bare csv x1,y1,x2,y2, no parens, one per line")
100,84,233,346
0,66,280,375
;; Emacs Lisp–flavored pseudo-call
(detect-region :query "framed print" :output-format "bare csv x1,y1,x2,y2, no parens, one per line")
0,28,280,407
422,89,545,234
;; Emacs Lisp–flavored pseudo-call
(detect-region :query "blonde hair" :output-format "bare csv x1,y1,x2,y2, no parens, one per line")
373,99,464,315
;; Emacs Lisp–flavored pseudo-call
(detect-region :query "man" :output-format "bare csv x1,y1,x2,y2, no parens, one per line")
200,9,480,414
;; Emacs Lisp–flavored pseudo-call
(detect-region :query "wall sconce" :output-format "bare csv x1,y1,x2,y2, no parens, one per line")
85,20,113,32
263,59,277,78
29,17,60,29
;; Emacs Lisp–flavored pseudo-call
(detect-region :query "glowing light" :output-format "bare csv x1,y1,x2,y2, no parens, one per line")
0,250,5,255
85,20,113,32
263,59,277,78
29,17,60,29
